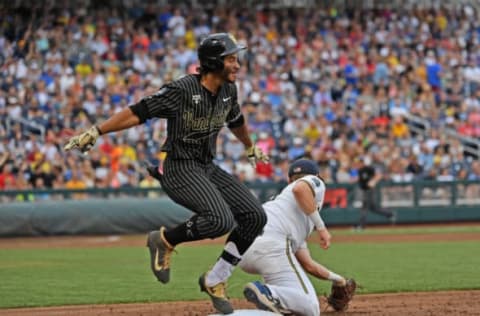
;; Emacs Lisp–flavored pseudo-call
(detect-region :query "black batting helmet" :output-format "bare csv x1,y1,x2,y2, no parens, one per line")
288,159,320,178
198,33,246,72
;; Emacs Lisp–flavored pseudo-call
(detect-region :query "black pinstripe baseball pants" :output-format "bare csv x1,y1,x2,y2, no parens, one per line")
159,158,266,250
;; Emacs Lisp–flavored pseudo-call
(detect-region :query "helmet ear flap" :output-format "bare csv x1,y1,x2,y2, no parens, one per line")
212,57,224,70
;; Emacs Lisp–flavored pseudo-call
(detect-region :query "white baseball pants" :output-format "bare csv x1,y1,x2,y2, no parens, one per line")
239,234,320,316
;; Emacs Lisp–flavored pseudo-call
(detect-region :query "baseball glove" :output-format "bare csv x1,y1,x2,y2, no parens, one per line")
327,278,357,311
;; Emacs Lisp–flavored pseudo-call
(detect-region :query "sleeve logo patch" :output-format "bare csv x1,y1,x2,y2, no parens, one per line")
192,94,201,105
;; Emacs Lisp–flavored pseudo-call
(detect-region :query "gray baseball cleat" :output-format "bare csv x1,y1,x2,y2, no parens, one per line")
199,272,234,314
146,227,175,283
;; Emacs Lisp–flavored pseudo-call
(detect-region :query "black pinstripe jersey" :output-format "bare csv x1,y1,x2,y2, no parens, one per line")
140,74,242,162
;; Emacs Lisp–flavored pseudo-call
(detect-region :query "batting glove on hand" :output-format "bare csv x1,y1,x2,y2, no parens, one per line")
64,126,101,154
246,145,269,168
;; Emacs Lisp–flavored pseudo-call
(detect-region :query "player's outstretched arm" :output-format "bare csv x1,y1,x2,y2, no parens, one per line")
295,248,332,280
64,108,141,153
96,107,141,134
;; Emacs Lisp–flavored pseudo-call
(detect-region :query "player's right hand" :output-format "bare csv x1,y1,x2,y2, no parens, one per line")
64,126,101,154
317,228,331,250
246,145,269,167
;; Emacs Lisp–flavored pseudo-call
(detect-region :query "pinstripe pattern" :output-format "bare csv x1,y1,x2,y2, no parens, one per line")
210,163,266,241
138,74,265,245
142,74,241,163
160,158,266,241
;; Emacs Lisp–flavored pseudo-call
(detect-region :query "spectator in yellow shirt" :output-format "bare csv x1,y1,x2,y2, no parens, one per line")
66,170,87,200
140,173,161,198
119,141,137,162
75,60,92,77
304,120,321,142
391,116,410,139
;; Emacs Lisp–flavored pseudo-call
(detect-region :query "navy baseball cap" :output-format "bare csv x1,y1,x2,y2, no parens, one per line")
288,159,320,177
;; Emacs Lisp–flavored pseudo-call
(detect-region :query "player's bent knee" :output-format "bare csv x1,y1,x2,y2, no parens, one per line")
208,217,235,237
259,208,267,225
253,207,267,232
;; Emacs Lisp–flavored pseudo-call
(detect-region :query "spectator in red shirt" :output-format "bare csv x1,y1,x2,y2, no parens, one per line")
255,161,274,181
0,162,15,190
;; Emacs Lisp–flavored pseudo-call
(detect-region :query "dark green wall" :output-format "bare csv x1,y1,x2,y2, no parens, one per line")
1,180,479,236
1,197,479,236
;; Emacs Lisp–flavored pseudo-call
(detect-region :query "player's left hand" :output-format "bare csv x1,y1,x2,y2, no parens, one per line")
246,145,269,167
64,126,101,154
327,278,357,311
317,228,331,250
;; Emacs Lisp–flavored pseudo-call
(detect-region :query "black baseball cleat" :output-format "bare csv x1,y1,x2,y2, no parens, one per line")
146,227,175,283
199,272,234,314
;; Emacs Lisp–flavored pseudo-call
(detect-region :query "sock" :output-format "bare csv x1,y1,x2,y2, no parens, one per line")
163,216,200,247
205,242,241,287
328,271,345,286
223,240,241,258
225,229,253,255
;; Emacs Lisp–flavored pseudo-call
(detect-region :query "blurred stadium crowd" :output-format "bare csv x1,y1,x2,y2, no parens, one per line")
1,2,480,195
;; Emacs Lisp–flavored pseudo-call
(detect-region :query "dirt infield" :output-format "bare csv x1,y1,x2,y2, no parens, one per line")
1,224,480,316
2,291,480,316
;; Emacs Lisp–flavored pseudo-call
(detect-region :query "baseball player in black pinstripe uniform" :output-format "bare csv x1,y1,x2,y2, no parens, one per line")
64,33,268,314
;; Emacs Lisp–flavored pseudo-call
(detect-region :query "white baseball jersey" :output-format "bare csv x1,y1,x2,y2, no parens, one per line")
239,174,326,316
262,175,326,252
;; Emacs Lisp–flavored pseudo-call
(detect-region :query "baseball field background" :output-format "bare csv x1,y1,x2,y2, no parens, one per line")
0,224,479,315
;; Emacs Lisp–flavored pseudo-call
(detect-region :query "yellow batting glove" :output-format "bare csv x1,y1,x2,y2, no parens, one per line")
246,145,269,168
64,126,101,154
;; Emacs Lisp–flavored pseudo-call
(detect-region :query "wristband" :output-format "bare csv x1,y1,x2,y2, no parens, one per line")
309,211,325,229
